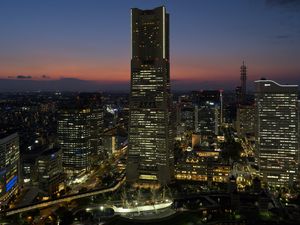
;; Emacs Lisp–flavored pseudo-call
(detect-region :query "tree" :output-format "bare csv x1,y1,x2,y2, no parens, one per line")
220,141,243,162
60,210,74,225
55,206,74,225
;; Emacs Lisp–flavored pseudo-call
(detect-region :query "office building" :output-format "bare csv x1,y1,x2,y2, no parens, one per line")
236,104,255,137
36,146,64,194
82,93,103,159
73,93,103,160
127,6,173,186
0,132,20,203
240,61,247,103
103,134,116,156
58,94,103,176
255,79,299,186
89,107,104,162
178,102,195,132
58,108,92,176
195,103,219,135
21,144,64,194
192,90,223,135
236,61,247,104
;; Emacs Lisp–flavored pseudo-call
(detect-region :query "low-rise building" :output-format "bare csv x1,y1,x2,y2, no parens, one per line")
175,149,230,184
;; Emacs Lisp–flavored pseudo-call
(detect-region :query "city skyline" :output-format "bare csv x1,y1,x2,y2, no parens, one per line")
0,0,300,91
1,2,300,223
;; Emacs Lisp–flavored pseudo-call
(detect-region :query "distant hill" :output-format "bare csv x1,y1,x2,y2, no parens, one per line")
0,77,262,92
0,78,129,92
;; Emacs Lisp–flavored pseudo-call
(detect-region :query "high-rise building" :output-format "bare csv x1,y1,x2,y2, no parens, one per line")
178,102,195,132
89,107,104,161
236,104,255,137
236,61,247,104
255,79,299,187
103,134,116,156
127,6,173,186
240,61,247,103
80,93,104,160
58,94,103,176
192,90,223,135
58,108,92,176
195,103,219,135
0,132,20,203
175,95,194,137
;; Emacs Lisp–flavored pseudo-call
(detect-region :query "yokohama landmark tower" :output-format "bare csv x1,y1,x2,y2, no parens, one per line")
127,6,173,186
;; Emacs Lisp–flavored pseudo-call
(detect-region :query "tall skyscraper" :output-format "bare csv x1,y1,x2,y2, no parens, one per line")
236,61,247,104
255,79,299,187
240,61,247,102
127,6,173,186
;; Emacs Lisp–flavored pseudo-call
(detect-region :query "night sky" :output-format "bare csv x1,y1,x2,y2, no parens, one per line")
0,0,300,91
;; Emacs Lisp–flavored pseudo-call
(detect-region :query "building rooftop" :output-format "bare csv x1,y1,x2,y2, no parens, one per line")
23,144,60,160
0,131,18,143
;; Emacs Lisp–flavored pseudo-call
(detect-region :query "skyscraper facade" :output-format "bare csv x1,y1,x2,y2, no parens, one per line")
236,104,255,137
127,6,173,186
0,132,20,203
178,102,195,132
36,146,64,194
255,79,299,187
236,61,247,104
58,108,92,176
240,61,247,103
192,90,223,135
58,93,103,176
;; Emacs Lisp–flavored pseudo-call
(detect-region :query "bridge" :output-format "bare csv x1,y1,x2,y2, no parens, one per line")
5,176,126,216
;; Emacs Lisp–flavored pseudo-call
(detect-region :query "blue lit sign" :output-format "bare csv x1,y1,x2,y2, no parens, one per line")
6,176,17,192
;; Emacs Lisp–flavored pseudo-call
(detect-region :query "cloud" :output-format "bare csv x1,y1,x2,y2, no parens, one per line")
41,74,50,79
16,75,32,79
275,34,290,39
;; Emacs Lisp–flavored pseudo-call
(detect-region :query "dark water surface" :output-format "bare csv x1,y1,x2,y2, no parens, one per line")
105,212,205,225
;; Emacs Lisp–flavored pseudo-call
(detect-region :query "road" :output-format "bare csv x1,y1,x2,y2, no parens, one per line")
68,145,127,194
5,145,128,218
5,175,126,216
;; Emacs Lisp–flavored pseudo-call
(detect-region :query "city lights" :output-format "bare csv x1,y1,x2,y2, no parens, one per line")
0,1,300,225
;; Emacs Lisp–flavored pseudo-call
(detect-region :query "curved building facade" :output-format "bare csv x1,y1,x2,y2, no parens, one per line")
255,79,299,187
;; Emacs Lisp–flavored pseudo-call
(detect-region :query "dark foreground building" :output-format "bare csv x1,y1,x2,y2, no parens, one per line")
127,6,173,186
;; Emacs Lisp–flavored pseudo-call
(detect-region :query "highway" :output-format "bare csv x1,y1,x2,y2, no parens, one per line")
5,175,126,216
